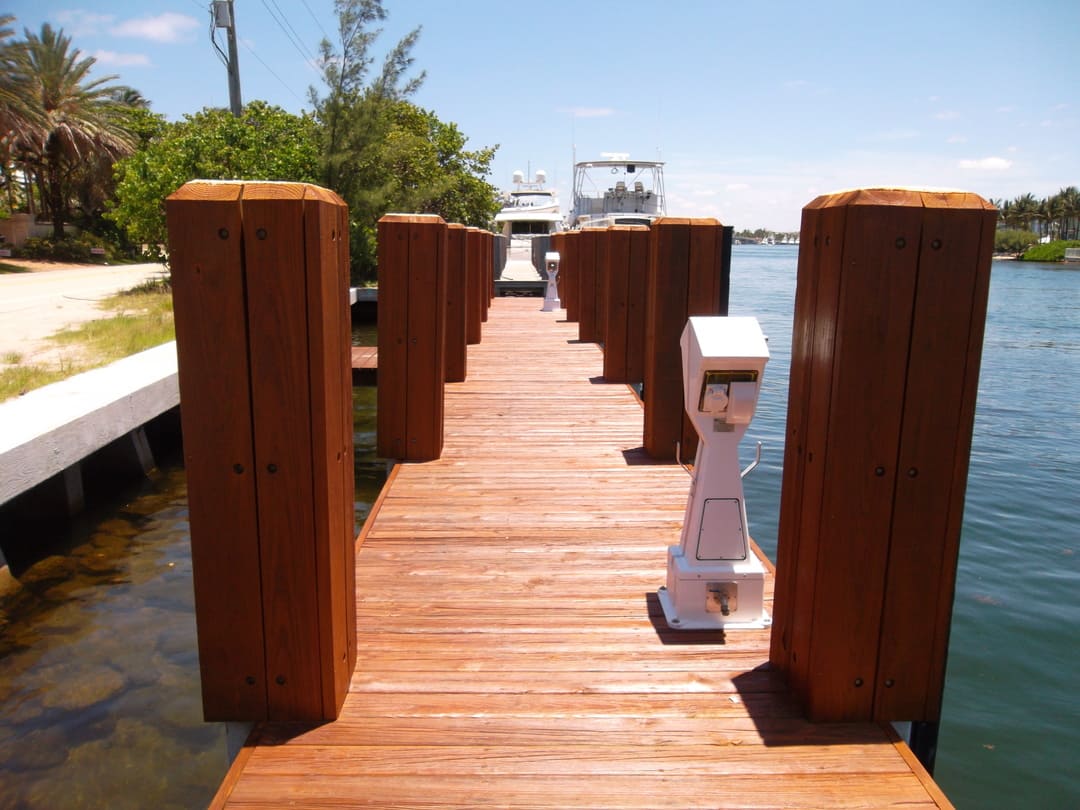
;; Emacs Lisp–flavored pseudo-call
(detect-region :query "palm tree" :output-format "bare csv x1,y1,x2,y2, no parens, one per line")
1056,186,1080,241
0,15,28,213
989,197,1008,229
0,15,36,138
110,86,150,109
15,23,136,239
1009,193,1040,233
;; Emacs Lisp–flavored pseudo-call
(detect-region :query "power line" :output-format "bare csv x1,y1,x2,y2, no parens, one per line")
299,0,331,41
259,0,317,64
238,37,307,107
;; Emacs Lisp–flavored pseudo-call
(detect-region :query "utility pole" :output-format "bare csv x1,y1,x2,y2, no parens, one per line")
211,0,242,116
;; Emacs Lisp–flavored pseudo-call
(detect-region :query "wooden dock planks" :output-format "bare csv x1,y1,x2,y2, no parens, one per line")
215,297,950,809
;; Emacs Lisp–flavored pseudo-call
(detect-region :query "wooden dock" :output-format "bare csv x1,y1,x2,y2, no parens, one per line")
351,346,378,386
212,297,950,809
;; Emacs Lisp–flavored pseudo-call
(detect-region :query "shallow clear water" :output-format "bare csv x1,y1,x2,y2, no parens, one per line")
1,254,1077,808
0,383,386,810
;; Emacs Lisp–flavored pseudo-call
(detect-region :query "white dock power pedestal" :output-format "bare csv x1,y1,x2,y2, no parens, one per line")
541,251,561,312
658,316,770,630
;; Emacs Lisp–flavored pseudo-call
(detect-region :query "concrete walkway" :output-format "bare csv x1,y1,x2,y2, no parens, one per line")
0,342,179,506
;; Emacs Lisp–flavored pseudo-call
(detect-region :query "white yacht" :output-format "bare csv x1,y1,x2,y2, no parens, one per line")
494,169,563,284
569,153,666,229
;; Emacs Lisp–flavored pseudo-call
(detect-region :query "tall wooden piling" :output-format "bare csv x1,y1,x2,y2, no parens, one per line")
377,214,447,461
602,225,650,383
577,229,602,342
642,218,732,459
559,230,580,322
483,230,495,312
445,223,468,383
166,180,355,722
769,188,996,725
465,227,484,344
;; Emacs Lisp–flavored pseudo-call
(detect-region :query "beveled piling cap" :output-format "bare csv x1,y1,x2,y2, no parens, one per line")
804,187,995,211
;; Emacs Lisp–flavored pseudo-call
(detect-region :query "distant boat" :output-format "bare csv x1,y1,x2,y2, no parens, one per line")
494,169,563,283
569,154,666,229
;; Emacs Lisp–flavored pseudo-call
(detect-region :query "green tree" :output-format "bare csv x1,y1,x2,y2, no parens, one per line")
14,23,137,239
310,0,497,283
364,102,497,226
109,101,320,257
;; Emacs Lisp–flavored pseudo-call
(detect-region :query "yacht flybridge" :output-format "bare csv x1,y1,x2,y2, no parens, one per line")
569,153,666,229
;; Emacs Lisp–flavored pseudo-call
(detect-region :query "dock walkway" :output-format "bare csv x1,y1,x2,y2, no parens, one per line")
213,297,949,809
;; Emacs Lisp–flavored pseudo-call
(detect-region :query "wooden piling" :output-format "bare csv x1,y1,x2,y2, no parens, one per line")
377,214,448,462
465,227,484,344
166,180,355,722
445,223,468,383
602,225,650,383
576,229,602,342
483,230,495,312
559,230,580,322
642,218,732,459
769,188,996,724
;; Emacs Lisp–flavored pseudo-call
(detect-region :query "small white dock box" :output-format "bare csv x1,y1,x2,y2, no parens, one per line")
657,316,770,629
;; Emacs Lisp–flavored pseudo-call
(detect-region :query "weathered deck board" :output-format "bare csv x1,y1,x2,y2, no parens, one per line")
351,346,378,386
215,298,950,809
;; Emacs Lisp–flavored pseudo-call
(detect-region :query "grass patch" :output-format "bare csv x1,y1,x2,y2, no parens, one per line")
0,261,30,274
50,289,175,363
0,363,74,399
0,287,174,402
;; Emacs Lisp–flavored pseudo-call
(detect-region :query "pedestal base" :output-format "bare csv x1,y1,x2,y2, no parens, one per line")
658,546,771,630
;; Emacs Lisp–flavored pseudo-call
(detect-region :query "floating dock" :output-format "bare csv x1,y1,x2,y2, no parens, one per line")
211,298,950,809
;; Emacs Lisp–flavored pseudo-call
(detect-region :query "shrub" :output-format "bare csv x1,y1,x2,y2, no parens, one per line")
13,233,118,263
1021,239,1080,262
994,229,1038,256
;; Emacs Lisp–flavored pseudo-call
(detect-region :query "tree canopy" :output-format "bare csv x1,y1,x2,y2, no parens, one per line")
3,3,500,279
109,102,321,256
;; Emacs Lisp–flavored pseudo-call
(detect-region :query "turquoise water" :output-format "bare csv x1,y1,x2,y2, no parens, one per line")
0,252,1076,808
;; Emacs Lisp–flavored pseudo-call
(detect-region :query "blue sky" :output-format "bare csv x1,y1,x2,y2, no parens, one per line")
7,0,1079,231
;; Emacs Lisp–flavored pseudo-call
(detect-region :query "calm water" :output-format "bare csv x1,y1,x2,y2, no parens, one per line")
0,253,1076,808
731,246,1079,810
0,384,384,810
